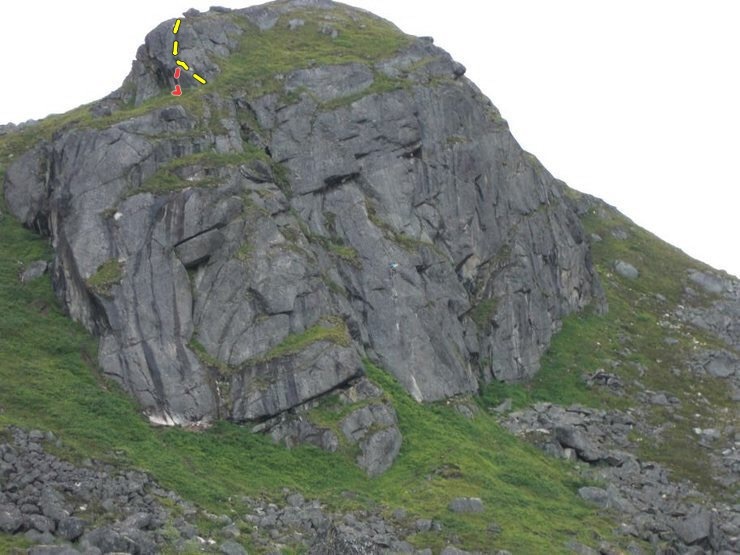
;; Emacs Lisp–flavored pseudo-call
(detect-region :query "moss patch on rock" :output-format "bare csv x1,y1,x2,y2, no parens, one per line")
86,259,123,296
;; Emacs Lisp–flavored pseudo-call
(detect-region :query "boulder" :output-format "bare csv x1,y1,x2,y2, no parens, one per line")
705,352,738,378
220,540,248,555
688,270,725,294
57,516,87,541
340,403,402,476
357,427,402,477
671,509,712,546
554,426,604,462
614,260,639,280
578,487,609,508
27,513,55,532
0,503,23,533
20,260,48,283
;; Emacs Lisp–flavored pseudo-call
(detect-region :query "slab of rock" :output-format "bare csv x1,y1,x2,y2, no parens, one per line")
448,497,484,514
231,342,363,421
174,228,225,268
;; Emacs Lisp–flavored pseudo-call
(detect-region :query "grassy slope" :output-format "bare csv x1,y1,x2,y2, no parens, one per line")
481,193,738,498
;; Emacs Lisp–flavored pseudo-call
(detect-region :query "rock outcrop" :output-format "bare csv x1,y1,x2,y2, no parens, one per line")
3,0,603,427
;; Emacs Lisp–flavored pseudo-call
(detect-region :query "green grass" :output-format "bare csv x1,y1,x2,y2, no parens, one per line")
470,298,497,330
318,73,409,111
0,534,31,554
189,339,232,375
218,6,412,99
254,317,350,363
235,240,254,263
86,259,123,296
365,197,437,254
305,233,361,267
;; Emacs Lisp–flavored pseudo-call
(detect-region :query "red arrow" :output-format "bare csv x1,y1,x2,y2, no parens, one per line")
174,67,181,79
171,85,182,96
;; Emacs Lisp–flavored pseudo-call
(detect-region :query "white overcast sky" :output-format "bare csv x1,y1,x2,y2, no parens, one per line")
2,1,738,277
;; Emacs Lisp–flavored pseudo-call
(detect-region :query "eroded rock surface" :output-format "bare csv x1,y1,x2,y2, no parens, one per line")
3,0,603,428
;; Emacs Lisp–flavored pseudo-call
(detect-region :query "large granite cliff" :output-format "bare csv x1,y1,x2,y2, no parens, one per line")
4,0,603,426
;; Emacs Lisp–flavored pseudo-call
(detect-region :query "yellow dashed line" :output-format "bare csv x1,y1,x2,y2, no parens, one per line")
172,19,208,89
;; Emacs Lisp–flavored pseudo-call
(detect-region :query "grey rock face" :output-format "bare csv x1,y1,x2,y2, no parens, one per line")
3,0,603,423
555,425,605,463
